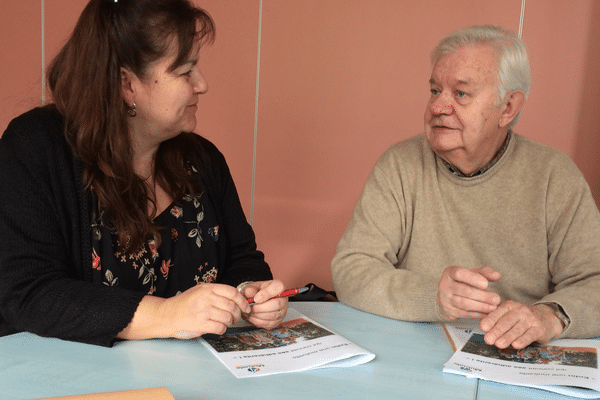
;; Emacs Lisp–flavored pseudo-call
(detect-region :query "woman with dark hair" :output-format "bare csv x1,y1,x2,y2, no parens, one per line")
0,0,288,346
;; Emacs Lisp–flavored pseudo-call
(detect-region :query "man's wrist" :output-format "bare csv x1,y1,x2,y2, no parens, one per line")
435,289,454,322
538,302,569,335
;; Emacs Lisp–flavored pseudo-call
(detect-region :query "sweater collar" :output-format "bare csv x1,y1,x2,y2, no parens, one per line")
440,131,512,178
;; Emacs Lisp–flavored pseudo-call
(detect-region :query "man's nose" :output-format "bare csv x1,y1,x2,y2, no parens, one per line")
430,94,454,115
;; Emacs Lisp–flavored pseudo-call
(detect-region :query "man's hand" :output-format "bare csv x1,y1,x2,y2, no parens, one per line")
480,302,564,349
437,266,502,321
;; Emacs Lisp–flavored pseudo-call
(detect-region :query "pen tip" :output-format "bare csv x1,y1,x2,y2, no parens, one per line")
298,287,309,294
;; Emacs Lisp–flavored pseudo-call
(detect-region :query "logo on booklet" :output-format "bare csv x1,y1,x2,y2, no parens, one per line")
235,364,264,373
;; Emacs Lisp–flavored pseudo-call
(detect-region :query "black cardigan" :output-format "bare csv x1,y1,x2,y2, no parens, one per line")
0,107,272,346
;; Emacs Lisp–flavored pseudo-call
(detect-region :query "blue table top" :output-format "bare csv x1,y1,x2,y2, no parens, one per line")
0,302,574,400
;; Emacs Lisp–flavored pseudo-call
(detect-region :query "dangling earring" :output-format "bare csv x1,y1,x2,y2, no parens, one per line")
127,102,137,117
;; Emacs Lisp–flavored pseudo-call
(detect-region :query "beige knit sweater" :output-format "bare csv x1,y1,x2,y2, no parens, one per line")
331,133,600,339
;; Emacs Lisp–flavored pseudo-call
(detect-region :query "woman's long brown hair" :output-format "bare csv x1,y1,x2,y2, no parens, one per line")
48,0,215,253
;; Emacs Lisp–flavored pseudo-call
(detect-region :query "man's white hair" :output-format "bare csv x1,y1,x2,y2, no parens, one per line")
431,25,531,128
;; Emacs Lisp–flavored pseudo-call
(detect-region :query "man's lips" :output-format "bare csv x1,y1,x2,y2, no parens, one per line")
429,118,458,130
431,125,458,130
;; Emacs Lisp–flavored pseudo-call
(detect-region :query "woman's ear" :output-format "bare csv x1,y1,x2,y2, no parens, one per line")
498,90,526,128
120,67,136,106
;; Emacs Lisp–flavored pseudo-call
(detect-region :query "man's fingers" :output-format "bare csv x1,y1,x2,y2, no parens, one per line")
449,291,500,315
480,301,512,333
447,267,487,289
448,266,500,291
481,301,553,349
485,318,527,348
488,320,541,349
473,266,501,283
450,282,501,308
438,290,498,320
510,329,541,349
445,306,491,320
438,266,502,321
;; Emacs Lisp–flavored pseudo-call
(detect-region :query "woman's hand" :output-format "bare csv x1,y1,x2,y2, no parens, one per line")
118,283,251,340
238,280,289,329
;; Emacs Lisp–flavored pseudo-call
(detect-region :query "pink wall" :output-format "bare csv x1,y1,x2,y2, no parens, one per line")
1,2,41,124
2,1,599,291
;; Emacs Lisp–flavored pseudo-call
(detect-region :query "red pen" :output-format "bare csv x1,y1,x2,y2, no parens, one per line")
247,287,309,305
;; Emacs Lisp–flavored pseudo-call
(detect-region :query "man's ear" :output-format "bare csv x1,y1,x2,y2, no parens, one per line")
120,67,136,106
498,90,526,128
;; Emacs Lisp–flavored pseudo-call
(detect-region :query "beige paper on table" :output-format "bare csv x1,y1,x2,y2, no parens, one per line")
32,387,175,400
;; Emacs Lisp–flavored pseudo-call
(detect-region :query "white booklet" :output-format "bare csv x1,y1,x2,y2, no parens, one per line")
443,323,600,399
200,307,375,378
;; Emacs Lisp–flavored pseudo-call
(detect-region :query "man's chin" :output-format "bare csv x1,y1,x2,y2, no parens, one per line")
426,132,461,152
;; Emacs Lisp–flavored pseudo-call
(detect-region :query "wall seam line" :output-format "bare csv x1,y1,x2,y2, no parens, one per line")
518,0,526,38
250,0,263,226
41,0,45,105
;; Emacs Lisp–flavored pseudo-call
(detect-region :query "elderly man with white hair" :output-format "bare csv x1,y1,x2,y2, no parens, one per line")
331,25,600,349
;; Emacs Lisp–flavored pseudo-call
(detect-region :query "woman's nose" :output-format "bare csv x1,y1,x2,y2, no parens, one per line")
194,70,208,95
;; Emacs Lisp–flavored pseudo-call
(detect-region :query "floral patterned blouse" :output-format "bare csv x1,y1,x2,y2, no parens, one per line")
91,192,220,297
